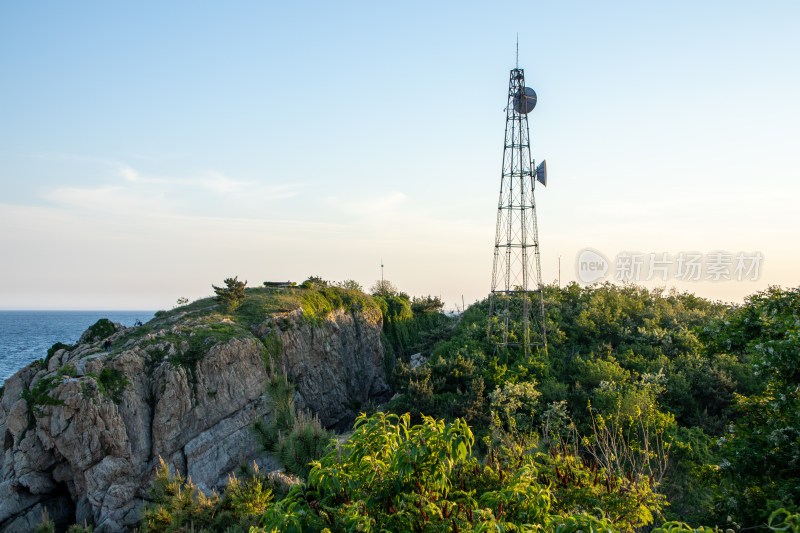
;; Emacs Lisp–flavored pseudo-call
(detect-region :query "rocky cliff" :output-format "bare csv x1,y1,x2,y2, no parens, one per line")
0,295,390,531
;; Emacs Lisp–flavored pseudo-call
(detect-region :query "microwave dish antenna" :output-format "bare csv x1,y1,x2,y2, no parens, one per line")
513,86,537,114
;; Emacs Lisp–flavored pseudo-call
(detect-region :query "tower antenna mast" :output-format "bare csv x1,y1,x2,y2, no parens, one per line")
488,50,548,361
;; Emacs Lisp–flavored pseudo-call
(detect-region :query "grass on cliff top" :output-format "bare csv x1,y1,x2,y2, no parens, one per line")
42,285,379,366
197,285,378,327
136,285,379,335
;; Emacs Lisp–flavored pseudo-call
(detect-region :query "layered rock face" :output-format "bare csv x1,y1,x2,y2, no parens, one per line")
0,304,389,532
257,306,389,430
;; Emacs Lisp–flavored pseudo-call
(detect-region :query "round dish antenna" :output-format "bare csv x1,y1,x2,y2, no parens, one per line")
513,87,537,114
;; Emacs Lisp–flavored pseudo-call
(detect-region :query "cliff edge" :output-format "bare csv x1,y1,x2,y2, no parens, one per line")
0,287,390,531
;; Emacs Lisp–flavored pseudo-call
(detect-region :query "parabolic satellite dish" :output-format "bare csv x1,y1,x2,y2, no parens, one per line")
513,87,537,114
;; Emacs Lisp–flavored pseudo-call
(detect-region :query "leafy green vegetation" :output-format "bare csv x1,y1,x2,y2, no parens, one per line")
21,376,65,417
261,411,667,531
212,276,248,312
252,362,334,479
45,341,73,365
57,364,77,378
31,276,795,532
165,320,241,371
140,457,277,532
299,284,378,325
372,284,454,364
138,410,800,532
705,286,800,525
381,283,800,529
121,281,800,532
83,318,117,342
85,367,130,403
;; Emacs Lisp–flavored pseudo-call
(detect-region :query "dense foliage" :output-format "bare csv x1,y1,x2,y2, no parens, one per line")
256,412,668,532
384,283,798,529
108,280,800,532
138,412,800,533
707,287,800,524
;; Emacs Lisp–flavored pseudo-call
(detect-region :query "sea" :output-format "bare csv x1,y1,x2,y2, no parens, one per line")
0,310,155,386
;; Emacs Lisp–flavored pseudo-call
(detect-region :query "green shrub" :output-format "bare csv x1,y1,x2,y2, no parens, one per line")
260,332,282,368
45,342,72,365
84,318,117,342
140,456,221,532
97,368,129,403
57,364,77,378
412,294,445,313
299,285,377,325
140,455,282,533
21,376,65,417
84,368,129,403
167,323,237,370
212,276,247,312
252,365,333,478
301,275,328,289
489,380,542,432
257,411,666,532
336,279,363,291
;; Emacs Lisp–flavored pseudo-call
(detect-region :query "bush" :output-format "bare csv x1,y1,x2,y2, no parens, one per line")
83,319,117,342
370,278,398,297
96,367,129,403
212,276,247,312
45,342,72,365
21,376,65,417
141,456,278,533
252,363,334,478
301,275,328,289
336,279,363,292
258,411,667,532
412,294,445,313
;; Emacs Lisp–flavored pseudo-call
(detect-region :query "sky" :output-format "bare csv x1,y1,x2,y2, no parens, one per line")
1,1,798,310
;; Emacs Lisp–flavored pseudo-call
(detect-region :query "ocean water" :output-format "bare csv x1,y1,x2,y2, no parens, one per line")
0,310,155,386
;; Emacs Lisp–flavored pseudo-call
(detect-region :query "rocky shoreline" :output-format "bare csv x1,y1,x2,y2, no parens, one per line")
0,303,389,531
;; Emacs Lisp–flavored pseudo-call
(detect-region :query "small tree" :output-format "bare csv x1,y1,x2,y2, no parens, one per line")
212,276,247,312
300,275,328,289
336,279,364,292
370,279,398,298
411,295,445,313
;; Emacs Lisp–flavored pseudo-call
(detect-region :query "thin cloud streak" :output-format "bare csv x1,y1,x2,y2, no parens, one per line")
326,191,408,217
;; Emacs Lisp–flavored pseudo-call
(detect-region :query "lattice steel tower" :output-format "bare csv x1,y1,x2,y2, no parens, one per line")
488,65,548,360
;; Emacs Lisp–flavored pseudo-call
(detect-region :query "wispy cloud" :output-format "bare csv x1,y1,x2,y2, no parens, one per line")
327,190,408,217
119,165,143,182
198,171,250,194
30,159,303,218
43,185,172,215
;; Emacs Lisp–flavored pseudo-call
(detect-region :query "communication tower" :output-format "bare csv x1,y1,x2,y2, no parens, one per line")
488,63,548,360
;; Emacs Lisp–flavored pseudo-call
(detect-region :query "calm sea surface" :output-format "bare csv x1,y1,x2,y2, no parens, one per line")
0,311,155,386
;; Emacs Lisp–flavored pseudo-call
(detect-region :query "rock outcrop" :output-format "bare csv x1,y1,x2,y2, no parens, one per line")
0,301,389,531
256,306,389,430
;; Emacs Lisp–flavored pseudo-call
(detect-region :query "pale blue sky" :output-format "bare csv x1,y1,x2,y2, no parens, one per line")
1,1,798,309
